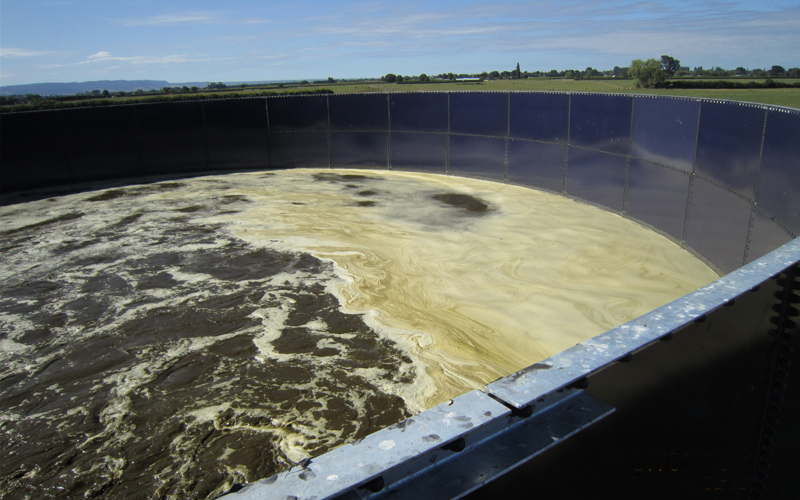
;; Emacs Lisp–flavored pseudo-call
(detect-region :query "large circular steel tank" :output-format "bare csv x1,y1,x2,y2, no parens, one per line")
2,92,799,499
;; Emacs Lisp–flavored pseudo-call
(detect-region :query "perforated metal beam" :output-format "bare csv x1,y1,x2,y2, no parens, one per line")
221,389,613,500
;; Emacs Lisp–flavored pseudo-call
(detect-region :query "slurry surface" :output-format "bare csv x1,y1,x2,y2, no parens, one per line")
0,169,719,498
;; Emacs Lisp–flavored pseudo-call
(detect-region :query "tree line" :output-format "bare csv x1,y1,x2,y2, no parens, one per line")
380,58,799,86
0,80,340,108
3,56,798,110
0,88,334,113
628,56,800,88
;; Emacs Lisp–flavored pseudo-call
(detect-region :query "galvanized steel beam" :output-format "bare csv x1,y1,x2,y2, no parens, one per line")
221,389,612,500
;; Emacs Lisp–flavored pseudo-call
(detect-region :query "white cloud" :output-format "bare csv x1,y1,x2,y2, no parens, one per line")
86,51,122,62
0,48,53,58
285,1,799,68
130,54,195,65
121,11,271,27
240,18,271,25
123,12,220,26
78,51,230,66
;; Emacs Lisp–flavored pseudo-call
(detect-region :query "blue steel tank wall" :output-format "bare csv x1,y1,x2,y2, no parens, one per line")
2,93,799,275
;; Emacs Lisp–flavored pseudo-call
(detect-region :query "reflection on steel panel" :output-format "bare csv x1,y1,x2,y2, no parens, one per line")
448,135,505,180
569,94,632,155
746,208,793,264
136,102,206,174
695,101,764,200
63,106,140,182
566,147,626,212
757,109,800,236
510,93,569,143
390,93,448,133
625,159,691,241
204,99,269,170
332,132,388,167
450,93,507,137
391,132,446,172
268,132,328,167
330,94,389,131
507,139,565,193
685,179,752,273
631,96,699,172
267,95,328,131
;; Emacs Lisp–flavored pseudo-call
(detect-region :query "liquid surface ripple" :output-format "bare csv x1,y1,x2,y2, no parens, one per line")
0,169,719,498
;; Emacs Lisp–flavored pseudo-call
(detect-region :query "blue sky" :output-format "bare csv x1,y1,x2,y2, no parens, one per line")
1,0,798,86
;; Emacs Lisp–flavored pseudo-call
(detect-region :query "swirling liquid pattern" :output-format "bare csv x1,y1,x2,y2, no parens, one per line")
0,169,718,498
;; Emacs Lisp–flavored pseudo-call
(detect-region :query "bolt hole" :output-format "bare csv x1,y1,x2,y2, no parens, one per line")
570,377,589,389
512,405,534,418
441,437,466,453
359,476,384,493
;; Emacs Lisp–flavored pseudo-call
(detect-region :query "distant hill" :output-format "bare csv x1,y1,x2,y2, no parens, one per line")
0,80,175,96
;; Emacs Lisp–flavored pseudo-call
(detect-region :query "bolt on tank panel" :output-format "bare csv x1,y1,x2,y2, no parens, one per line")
204,99,270,170
509,92,569,144
450,92,508,137
389,93,449,133
447,134,506,181
390,132,447,172
625,158,691,242
267,95,329,131
565,147,627,213
569,93,632,155
745,208,794,264
631,96,699,172
694,101,765,201
685,178,753,273
757,109,800,236
507,139,566,193
330,93,389,131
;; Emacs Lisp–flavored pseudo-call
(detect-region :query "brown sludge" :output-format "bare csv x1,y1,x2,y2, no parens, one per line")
0,169,719,499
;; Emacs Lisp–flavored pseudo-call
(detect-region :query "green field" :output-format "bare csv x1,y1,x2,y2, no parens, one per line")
255,78,797,109
238,78,800,109
6,78,800,111
351,78,800,109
